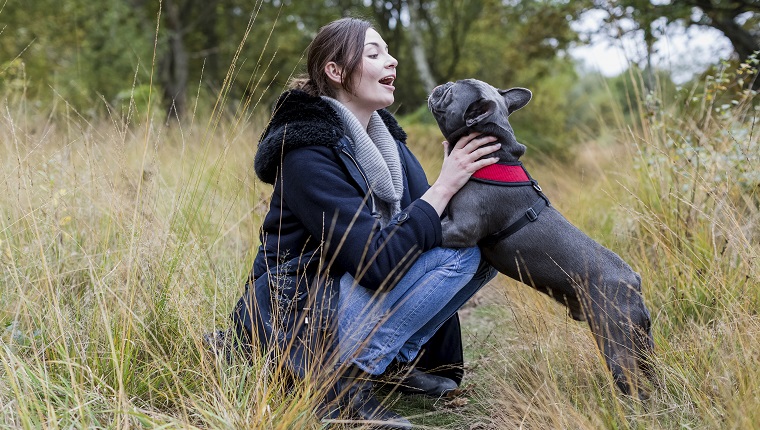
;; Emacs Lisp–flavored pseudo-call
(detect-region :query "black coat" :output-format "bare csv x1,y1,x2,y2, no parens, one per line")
232,90,465,384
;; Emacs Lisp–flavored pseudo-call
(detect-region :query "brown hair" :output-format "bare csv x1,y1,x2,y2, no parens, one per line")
289,17,373,97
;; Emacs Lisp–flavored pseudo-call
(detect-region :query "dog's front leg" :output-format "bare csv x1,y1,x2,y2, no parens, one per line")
580,272,655,399
441,186,487,248
441,216,480,248
441,181,488,248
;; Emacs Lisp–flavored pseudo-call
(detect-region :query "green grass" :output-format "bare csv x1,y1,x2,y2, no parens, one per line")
2,64,759,428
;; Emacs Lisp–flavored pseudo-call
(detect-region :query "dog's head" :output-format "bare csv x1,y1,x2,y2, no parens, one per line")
428,79,531,159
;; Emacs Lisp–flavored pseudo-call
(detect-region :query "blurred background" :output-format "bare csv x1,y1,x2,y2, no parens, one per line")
2,0,757,155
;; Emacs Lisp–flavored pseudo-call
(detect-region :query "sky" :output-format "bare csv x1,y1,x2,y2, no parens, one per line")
569,9,735,84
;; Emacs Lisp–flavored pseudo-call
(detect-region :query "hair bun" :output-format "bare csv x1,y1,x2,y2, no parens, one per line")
288,76,318,95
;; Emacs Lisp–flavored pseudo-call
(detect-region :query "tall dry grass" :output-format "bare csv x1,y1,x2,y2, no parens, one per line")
0,93,330,428
2,60,759,429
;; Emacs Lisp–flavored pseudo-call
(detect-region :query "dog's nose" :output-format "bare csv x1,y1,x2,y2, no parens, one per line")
430,82,452,100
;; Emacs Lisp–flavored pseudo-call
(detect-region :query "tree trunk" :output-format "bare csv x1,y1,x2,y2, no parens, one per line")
708,16,760,62
689,0,760,61
161,0,189,122
406,0,437,93
198,0,220,90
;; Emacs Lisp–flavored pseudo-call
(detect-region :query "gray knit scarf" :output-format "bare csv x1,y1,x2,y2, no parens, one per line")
322,97,403,226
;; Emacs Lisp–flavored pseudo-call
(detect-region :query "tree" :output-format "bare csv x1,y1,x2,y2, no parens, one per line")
689,0,759,62
595,1,760,73
0,0,151,112
160,0,189,122
405,0,437,93
1,0,593,139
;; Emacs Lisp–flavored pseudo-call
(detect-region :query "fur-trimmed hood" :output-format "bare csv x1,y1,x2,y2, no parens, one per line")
254,89,408,184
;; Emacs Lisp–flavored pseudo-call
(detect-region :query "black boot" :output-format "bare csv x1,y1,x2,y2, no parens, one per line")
385,363,458,398
339,366,412,429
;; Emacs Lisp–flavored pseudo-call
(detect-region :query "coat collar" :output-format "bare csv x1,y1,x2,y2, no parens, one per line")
254,90,407,184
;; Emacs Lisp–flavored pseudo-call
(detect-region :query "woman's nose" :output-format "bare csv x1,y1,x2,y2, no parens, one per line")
387,55,398,68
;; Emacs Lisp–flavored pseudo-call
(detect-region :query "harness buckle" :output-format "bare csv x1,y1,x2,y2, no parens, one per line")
532,180,542,192
526,207,538,222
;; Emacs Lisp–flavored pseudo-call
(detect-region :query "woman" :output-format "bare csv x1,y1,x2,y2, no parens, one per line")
231,17,498,428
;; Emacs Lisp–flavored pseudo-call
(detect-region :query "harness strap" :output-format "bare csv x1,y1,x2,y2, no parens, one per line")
478,186,549,247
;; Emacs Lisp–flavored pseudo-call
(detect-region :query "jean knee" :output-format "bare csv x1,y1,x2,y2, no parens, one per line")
419,246,482,275
454,246,481,274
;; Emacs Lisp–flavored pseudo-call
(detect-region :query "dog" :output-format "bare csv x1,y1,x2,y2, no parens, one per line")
428,79,655,398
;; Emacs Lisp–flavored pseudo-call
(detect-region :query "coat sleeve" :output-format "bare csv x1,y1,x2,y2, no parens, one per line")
280,146,442,291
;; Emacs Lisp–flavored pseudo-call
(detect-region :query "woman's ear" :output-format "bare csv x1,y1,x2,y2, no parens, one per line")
324,62,343,85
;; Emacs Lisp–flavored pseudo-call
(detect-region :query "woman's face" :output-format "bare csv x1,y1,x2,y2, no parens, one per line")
342,28,398,111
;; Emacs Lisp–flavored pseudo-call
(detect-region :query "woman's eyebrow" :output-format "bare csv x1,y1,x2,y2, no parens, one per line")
364,42,388,50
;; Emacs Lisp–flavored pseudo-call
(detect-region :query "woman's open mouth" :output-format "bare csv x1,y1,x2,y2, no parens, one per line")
379,76,395,89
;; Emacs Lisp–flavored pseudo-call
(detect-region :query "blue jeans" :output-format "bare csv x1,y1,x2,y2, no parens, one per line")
338,246,495,375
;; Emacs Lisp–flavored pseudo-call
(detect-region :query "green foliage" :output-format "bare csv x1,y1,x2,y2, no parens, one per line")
113,84,162,121
0,0,152,112
0,0,601,156
509,61,582,157
398,0,593,155
17,0,746,159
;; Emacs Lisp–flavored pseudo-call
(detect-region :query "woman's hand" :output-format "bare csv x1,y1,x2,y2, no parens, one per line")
421,133,501,216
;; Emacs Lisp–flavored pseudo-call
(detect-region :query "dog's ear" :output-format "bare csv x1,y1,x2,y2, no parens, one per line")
463,99,496,127
498,88,532,114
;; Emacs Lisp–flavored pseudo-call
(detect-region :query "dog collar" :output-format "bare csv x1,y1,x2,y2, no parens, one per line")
471,161,531,185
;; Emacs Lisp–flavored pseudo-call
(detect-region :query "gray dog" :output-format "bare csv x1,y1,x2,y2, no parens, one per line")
428,79,654,398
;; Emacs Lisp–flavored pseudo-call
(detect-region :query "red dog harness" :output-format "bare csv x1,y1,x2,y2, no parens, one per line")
471,162,531,184
470,161,551,247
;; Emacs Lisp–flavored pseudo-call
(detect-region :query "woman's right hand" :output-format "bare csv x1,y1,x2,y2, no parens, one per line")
421,133,501,216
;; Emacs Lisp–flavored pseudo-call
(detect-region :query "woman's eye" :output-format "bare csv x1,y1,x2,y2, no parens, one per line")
368,54,378,59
